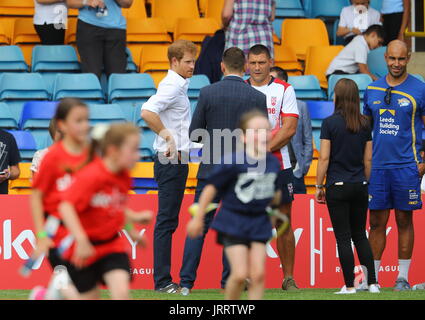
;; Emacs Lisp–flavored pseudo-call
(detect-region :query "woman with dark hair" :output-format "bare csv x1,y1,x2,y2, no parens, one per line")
315,78,379,294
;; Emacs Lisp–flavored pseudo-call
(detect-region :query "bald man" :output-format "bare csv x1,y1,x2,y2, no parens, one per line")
362,40,425,291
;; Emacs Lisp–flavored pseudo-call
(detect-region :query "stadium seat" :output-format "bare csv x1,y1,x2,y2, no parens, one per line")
131,161,157,193
188,74,210,99
140,128,156,161
8,162,32,195
304,45,344,88
199,0,207,15
367,46,387,78
305,158,318,194
126,47,138,73
151,0,200,33
174,18,220,44
0,102,18,129
12,18,41,66
281,19,329,60
108,73,156,123
307,100,335,150
0,0,34,17
273,44,303,75
139,45,170,87
0,17,15,44
413,74,425,82
88,104,127,126
332,18,344,45
0,45,28,72
7,130,37,161
327,74,373,100
122,0,147,19
0,21,10,44
65,18,77,46
0,73,49,123
275,0,305,18
308,0,350,18
19,101,58,130
287,75,326,100
126,18,172,69
369,0,383,11
204,0,224,24
52,73,104,102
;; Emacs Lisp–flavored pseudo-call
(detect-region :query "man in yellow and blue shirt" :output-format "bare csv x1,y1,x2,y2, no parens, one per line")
363,40,425,291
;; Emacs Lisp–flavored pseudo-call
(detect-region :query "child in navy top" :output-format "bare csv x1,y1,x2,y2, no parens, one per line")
187,111,281,300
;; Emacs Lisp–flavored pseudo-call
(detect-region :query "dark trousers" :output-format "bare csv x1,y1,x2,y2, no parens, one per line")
179,179,230,289
382,12,403,45
293,175,307,194
326,183,376,288
34,23,65,45
153,154,189,290
76,19,127,79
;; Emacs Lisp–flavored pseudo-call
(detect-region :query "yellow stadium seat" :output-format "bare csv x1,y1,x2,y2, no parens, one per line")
8,163,32,195
205,0,224,25
65,17,77,45
199,0,207,15
0,17,15,43
0,0,34,17
13,18,41,66
174,18,219,44
304,45,344,88
0,20,9,44
131,162,154,178
304,158,318,194
281,19,329,60
68,8,79,17
152,0,200,33
274,44,303,75
122,0,147,19
139,45,170,86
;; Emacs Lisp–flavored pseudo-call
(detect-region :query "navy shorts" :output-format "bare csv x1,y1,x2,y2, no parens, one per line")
276,168,295,205
368,166,422,211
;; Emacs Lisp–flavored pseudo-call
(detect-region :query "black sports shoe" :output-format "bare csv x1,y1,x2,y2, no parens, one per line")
156,283,180,294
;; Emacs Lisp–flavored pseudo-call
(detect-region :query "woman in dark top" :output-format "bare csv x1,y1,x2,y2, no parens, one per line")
315,78,379,294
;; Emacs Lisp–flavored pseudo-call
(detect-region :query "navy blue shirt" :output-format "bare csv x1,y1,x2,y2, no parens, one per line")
208,151,280,241
320,113,372,187
0,130,21,194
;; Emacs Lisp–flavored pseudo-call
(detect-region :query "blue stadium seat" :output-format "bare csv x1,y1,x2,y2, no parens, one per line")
368,47,387,78
108,73,156,123
188,74,210,99
7,130,37,161
309,0,350,18
287,75,326,99
190,100,198,115
272,18,284,39
327,74,373,100
52,73,104,102
369,0,382,11
412,74,425,82
332,18,344,45
126,47,138,73
0,103,18,129
0,46,28,72
0,73,49,124
307,100,334,150
31,130,53,150
88,104,127,125
19,101,58,130
140,128,155,161
275,0,305,18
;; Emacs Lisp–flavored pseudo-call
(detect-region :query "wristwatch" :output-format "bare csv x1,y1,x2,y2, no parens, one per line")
315,184,324,189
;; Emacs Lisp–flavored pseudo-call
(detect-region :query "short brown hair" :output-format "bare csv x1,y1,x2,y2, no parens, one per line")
167,40,197,62
222,47,245,72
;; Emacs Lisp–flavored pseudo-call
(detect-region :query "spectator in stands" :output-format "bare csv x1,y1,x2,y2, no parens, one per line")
326,24,385,81
141,40,198,294
337,0,382,46
363,40,425,291
222,0,275,57
270,66,313,194
34,1,68,45
67,0,133,79
381,0,410,44
30,119,62,178
0,130,21,194
179,47,267,296
315,78,378,294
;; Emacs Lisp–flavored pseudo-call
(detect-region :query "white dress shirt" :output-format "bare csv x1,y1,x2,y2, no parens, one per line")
141,70,191,153
33,0,67,25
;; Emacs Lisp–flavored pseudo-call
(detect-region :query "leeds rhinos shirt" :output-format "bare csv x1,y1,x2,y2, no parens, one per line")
363,75,425,169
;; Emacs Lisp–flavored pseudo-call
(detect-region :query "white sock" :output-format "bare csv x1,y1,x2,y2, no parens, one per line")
374,260,381,283
361,265,368,284
398,259,411,281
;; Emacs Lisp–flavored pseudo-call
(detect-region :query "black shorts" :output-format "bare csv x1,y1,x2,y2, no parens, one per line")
66,253,131,294
276,168,295,205
48,248,71,270
217,232,267,249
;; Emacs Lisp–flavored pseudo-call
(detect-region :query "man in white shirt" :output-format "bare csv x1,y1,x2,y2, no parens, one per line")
337,0,382,45
141,39,197,293
327,24,385,81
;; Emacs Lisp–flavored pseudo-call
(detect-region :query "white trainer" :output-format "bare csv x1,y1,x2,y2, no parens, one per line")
334,286,356,294
369,284,381,293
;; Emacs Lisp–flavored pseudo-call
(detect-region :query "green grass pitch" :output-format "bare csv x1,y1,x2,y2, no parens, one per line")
1,288,425,300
